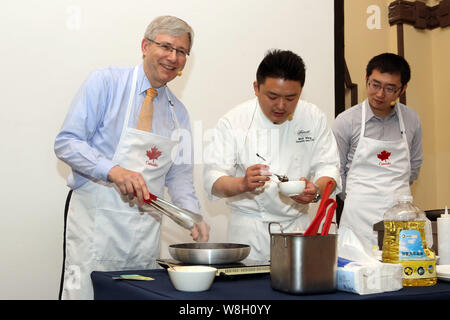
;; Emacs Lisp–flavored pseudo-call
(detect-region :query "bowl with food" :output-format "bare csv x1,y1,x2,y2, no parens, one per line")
278,180,305,197
167,265,217,292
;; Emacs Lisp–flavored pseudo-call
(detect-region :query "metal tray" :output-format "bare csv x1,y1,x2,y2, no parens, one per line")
168,243,251,265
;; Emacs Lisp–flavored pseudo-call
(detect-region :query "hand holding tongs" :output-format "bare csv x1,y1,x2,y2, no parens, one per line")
304,180,337,236
135,191,203,230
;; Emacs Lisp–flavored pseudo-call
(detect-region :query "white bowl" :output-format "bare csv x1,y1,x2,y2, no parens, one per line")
168,266,217,292
278,180,305,197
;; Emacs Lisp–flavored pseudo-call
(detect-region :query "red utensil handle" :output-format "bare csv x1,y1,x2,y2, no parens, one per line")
304,215,323,235
315,180,334,215
133,191,157,204
304,180,335,236
321,199,337,235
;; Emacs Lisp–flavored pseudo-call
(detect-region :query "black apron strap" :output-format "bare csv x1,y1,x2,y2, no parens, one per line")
58,190,73,300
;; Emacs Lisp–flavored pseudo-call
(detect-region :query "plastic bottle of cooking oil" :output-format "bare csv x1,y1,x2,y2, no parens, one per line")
381,195,436,286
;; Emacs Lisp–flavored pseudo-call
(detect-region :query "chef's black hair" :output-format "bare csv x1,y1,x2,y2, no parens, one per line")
256,49,306,87
366,53,411,87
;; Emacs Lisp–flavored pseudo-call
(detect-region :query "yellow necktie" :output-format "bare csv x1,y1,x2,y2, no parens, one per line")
136,88,158,132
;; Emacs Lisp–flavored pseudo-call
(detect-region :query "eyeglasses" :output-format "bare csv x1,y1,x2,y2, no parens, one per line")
367,81,401,95
147,39,189,57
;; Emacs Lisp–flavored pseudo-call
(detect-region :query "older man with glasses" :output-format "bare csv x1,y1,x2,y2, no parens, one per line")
332,53,423,250
55,15,209,300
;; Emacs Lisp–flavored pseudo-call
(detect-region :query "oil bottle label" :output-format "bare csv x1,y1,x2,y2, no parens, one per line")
400,260,436,279
398,230,426,260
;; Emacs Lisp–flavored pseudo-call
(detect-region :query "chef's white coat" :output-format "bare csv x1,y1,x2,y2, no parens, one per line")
203,98,341,260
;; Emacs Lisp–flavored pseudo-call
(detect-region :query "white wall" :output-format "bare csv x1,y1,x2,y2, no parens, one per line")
0,0,335,299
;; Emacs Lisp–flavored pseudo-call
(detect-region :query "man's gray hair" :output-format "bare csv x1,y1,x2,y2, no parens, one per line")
144,15,194,52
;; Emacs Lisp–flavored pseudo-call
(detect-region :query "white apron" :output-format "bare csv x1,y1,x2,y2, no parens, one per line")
228,104,310,261
61,66,180,299
339,100,411,250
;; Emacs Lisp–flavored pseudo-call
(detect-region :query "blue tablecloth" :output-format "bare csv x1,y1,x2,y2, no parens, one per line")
91,269,450,300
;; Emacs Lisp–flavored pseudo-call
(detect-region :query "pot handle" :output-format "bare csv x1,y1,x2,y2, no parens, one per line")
268,222,284,236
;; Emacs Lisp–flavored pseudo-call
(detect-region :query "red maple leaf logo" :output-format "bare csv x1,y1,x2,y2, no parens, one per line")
377,150,391,162
146,146,162,163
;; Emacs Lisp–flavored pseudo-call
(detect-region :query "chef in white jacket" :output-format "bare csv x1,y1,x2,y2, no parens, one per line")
203,50,341,261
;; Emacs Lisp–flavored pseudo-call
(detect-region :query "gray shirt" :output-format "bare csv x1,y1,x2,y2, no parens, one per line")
332,100,423,200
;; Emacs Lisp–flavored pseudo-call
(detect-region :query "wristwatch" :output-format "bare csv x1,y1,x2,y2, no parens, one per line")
312,183,321,203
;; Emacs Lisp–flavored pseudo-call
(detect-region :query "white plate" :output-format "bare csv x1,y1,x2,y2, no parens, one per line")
436,264,450,281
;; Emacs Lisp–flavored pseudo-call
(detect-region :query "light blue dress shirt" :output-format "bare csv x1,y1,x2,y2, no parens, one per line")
54,64,200,213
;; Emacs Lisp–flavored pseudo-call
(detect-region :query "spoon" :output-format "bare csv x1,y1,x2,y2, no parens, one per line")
272,173,289,182
255,153,289,182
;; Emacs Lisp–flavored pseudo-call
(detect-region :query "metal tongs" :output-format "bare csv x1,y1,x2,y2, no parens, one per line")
304,180,337,236
135,191,203,230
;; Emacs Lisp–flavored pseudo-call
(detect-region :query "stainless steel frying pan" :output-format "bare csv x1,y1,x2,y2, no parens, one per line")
168,243,251,265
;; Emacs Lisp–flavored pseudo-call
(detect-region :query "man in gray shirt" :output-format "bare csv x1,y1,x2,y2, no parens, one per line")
332,53,423,248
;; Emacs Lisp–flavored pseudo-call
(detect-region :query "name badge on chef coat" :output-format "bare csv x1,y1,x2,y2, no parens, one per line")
296,129,314,143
